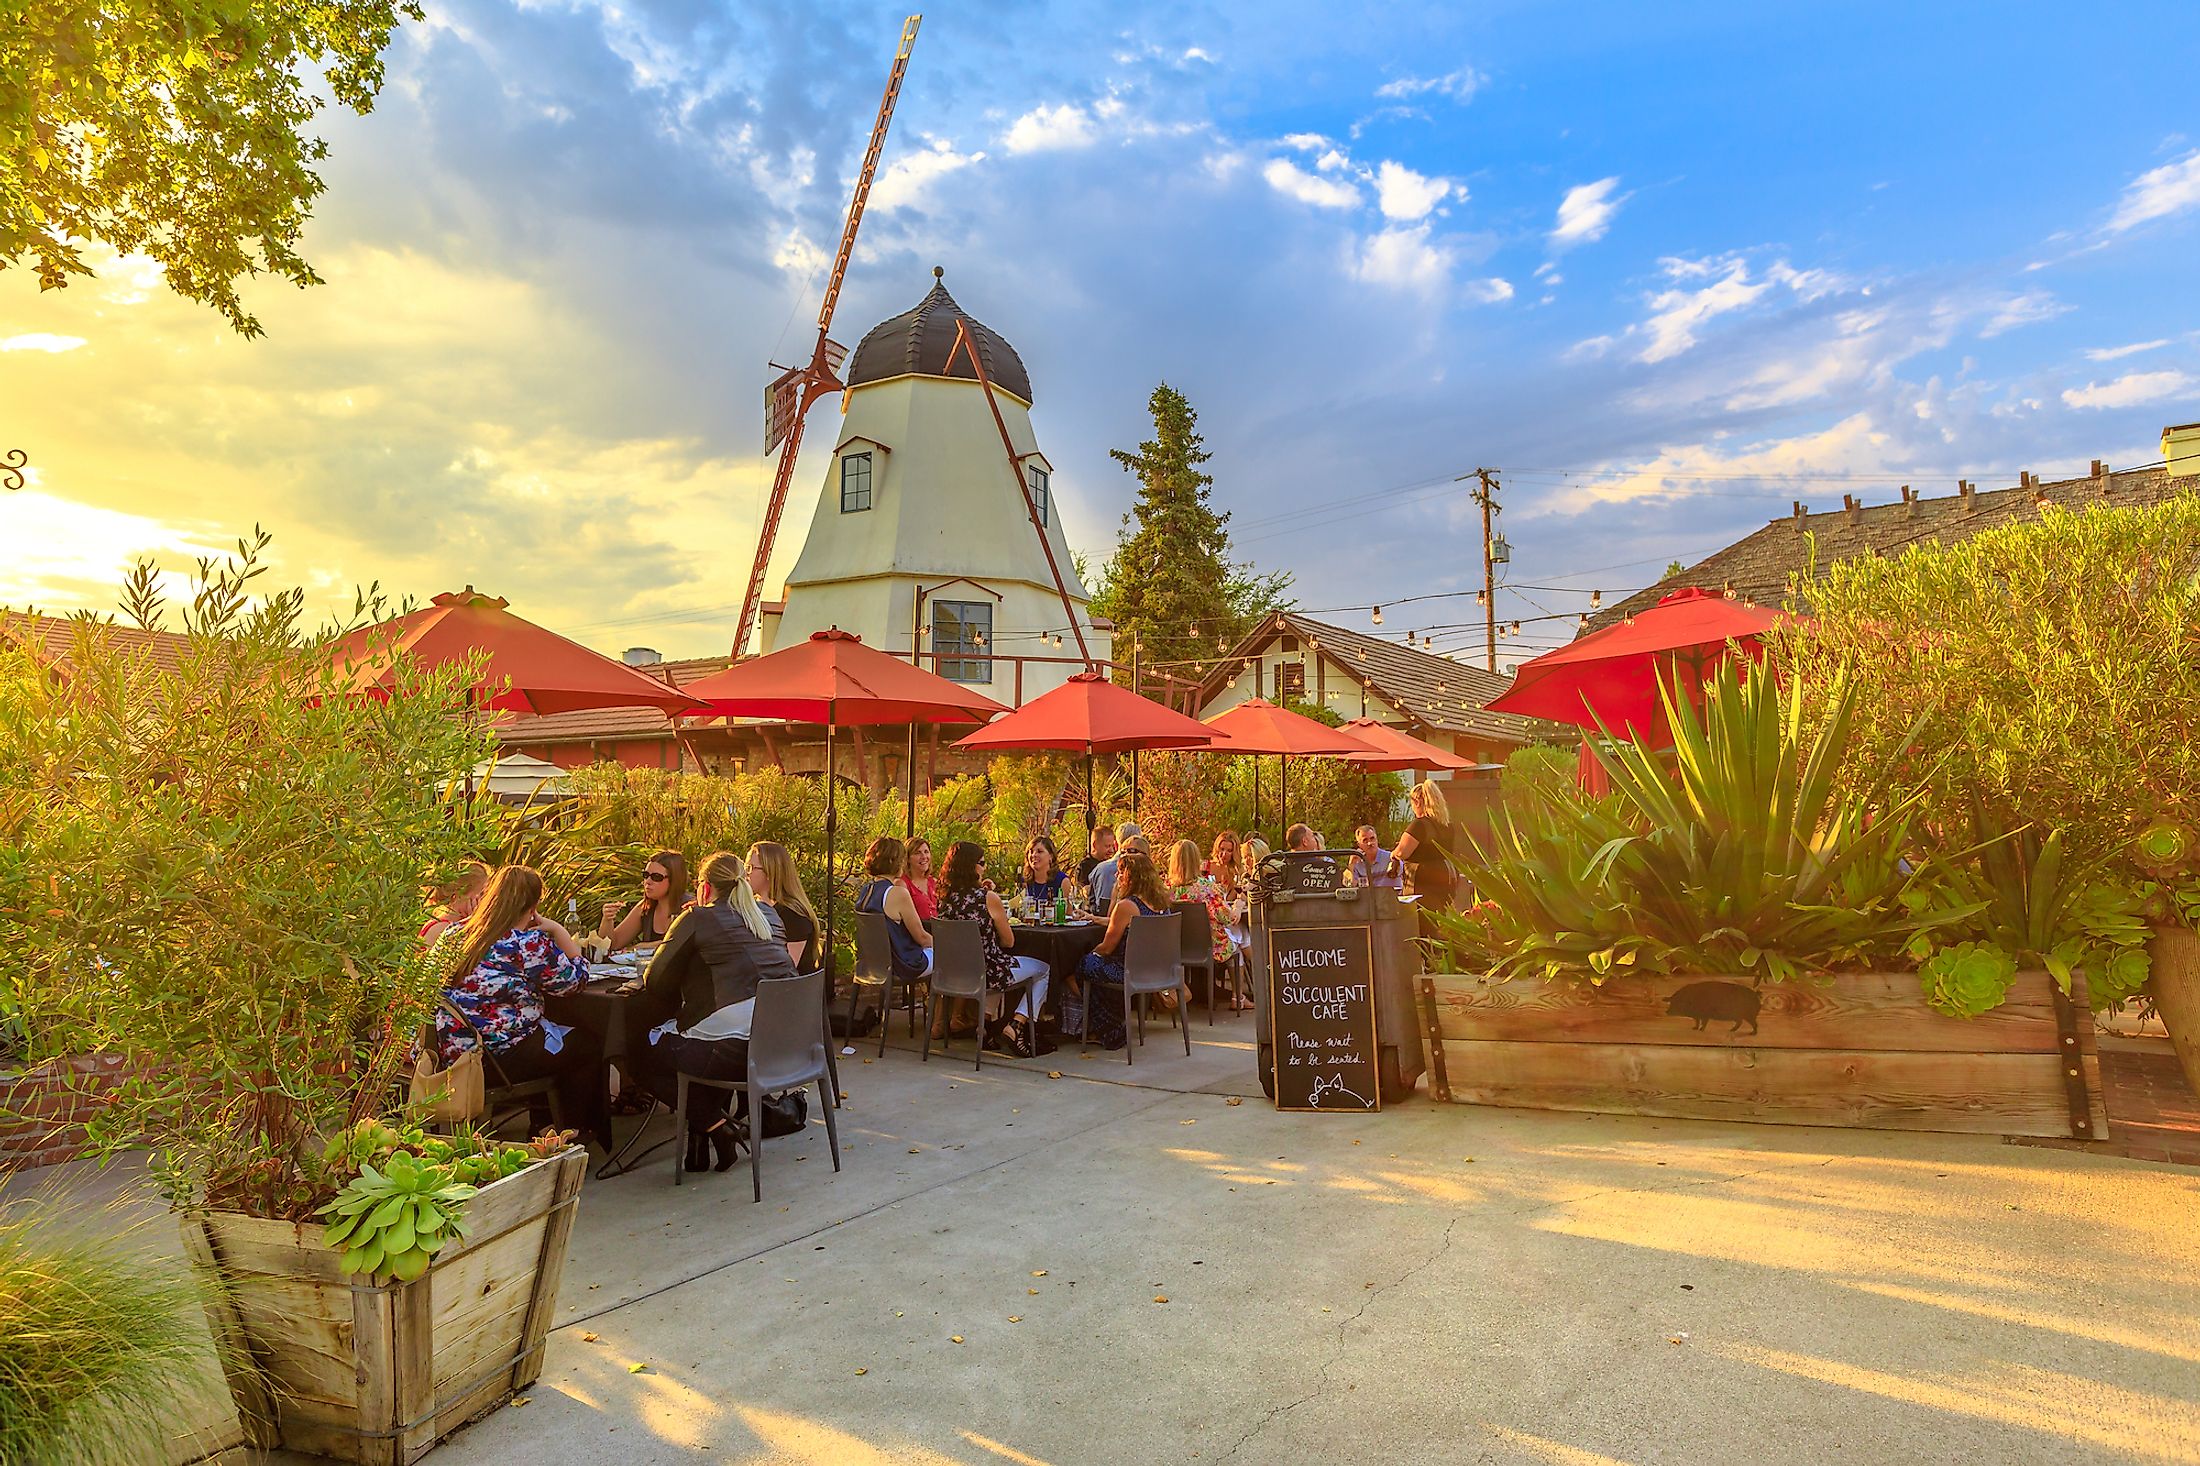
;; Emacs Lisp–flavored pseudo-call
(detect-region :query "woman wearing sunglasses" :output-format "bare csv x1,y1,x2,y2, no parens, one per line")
599,850,690,953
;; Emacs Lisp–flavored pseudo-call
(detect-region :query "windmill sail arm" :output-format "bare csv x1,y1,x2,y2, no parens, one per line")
816,14,921,337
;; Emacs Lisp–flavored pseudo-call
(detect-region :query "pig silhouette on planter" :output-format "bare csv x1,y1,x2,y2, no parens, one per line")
1664,981,1762,1035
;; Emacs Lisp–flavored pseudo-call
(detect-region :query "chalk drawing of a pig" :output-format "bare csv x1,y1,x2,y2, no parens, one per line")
1309,1073,1372,1109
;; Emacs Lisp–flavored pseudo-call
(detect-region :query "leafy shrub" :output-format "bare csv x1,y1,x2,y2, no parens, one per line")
1441,659,1966,984
0,1204,222,1465
1776,497,2200,904
1499,744,1577,817
0,538,499,1217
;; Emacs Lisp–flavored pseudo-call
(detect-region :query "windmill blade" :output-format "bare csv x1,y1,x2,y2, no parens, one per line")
733,15,921,659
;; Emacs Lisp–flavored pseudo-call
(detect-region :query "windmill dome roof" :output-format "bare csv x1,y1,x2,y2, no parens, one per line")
845,269,1033,403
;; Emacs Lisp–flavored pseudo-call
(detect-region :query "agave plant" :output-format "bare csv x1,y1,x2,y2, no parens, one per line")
1460,658,1974,985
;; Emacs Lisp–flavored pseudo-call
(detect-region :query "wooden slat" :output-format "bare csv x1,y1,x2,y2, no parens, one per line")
1430,969,2061,1053
511,1148,586,1390
182,1217,279,1450
1435,1040,2077,1136
2072,972,2112,1140
352,1281,398,1466
200,1212,348,1282
430,1154,566,1265
393,1277,436,1465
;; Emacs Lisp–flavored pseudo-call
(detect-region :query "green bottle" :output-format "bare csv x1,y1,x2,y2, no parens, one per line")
1053,890,1068,924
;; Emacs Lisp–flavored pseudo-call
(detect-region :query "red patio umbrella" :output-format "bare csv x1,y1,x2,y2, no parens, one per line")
1486,587,1790,741
335,589,703,717
1203,699,1376,842
953,671,1216,839
1336,717,1474,774
680,630,1007,1002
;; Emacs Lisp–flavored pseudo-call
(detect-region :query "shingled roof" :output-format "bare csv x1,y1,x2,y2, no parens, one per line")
1587,463,2192,632
1199,612,1546,745
845,272,1034,405
1,610,191,681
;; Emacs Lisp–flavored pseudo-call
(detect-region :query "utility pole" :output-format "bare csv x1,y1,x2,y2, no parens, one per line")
1461,468,1501,673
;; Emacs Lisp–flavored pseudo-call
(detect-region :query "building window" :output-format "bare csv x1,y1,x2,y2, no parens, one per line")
1027,464,1050,527
932,600,993,683
1275,662,1306,700
840,452,873,513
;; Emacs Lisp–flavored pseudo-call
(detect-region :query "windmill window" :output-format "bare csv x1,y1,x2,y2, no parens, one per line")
1027,464,1051,527
932,600,993,683
840,452,873,513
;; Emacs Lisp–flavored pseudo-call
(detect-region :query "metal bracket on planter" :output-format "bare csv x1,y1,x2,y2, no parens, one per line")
1417,977,1452,1103
2047,977,2095,1140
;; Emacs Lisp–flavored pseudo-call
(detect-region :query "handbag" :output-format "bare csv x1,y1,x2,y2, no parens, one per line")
759,1088,808,1138
409,1002,486,1124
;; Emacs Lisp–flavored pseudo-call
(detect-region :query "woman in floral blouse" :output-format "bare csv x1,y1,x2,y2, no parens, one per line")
436,865,610,1149
1168,838,1238,970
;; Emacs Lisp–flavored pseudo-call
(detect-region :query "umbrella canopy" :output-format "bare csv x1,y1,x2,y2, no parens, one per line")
680,628,1006,726
1203,699,1377,757
1336,718,1474,774
1486,587,1790,740
953,672,1214,755
337,589,702,716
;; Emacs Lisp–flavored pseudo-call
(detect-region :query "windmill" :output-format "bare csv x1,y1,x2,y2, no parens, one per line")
734,13,922,660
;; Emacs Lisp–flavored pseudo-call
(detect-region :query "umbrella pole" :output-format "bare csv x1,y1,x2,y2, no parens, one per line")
824,718,837,1004
1280,756,1288,839
904,723,918,839
1086,752,1097,841
1251,757,1260,838
1130,748,1140,817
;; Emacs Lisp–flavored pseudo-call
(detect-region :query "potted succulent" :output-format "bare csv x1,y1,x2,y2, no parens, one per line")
0,540,586,1462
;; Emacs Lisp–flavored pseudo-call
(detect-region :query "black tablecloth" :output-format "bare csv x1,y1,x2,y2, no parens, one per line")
1010,923,1107,986
547,981,653,1066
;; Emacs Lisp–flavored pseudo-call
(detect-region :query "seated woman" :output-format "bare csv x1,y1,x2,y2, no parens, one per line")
854,838,933,1030
420,859,488,947
1209,831,1252,957
598,851,689,953
1168,838,1245,1010
1074,848,1170,1050
901,837,941,923
937,841,1053,1057
436,865,609,1150
746,841,823,977
1021,835,1066,909
629,851,797,1173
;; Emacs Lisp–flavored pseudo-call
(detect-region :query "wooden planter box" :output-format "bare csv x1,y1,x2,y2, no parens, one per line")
1417,969,2107,1139
184,1147,587,1464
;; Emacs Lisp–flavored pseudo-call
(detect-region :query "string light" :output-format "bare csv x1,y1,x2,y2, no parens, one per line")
1371,604,1384,625
1589,589,1603,610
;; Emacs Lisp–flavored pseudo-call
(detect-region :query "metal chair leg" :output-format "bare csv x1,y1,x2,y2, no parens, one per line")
877,971,897,1058
817,1077,841,1171
823,1012,842,1107
749,1079,764,1204
672,1075,688,1188
1180,985,1192,1055
921,985,936,1064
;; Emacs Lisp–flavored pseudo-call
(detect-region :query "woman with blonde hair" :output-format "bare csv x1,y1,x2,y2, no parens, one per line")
745,841,821,975
599,850,689,952
1210,830,1254,966
1168,837,1237,978
436,865,608,1150
633,850,798,1172
1392,780,1459,916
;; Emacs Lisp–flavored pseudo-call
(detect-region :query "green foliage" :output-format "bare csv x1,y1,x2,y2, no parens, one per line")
1132,748,1400,853
1918,941,2018,1019
0,1204,220,1466
1447,660,1965,985
1905,822,2155,1012
1775,497,2200,887
1094,382,1292,678
3,0,424,334
0,535,499,1217
319,1151,475,1285
1499,744,1578,817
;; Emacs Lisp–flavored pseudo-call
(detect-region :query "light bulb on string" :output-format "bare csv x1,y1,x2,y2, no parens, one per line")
1371,605,1384,625
1589,589,1603,610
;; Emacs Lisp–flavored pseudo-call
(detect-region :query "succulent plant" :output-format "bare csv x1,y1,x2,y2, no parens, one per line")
2133,821,2196,875
318,1153,476,1284
1920,940,2018,1019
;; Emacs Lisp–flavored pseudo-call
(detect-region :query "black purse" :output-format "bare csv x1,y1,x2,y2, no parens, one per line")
758,1088,809,1138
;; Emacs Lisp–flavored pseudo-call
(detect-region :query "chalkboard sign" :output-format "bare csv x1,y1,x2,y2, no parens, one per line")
1263,850,1351,899
1268,924,1380,1112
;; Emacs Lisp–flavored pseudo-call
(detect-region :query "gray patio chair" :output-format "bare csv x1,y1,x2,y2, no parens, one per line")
746,968,840,1203
1084,912,1189,1066
1172,900,1238,1024
851,909,926,1057
922,918,1041,1072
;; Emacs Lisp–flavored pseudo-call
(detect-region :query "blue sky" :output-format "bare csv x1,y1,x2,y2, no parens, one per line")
4,1,2196,666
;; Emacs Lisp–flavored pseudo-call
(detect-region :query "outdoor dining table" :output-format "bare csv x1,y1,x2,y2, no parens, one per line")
547,966,655,1067
1009,920,1108,985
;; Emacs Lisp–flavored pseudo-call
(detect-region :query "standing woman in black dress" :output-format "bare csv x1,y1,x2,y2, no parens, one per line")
1391,780,1459,935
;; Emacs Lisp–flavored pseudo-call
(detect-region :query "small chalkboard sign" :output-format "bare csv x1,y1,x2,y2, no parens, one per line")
1268,924,1380,1112
1263,850,1351,899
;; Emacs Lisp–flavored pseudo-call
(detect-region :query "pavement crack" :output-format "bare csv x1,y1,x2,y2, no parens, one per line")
1214,1210,1465,1464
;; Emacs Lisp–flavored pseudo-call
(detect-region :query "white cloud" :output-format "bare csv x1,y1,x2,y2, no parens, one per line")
1279,132,1331,153
1638,259,1775,362
1551,177,1627,248
869,137,986,212
2060,370,2194,410
1181,46,1215,64
1314,148,1351,173
1533,262,1559,281
1002,103,1097,154
1979,289,2069,338
1466,277,1514,304
1262,157,1361,210
2086,338,2170,361
1374,65,1485,102
1352,225,1454,293
1373,160,1458,222
2107,148,2200,234
1,334,87,353
771,229,827,279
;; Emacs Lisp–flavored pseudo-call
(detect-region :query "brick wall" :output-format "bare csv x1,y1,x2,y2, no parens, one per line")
0,1053,138,1172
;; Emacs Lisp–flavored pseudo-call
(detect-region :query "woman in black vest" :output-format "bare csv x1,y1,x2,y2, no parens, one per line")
1392,780,1459,936
632,850,797,1173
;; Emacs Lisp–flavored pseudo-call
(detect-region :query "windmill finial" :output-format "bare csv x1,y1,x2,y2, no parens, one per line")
932,264,944,282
